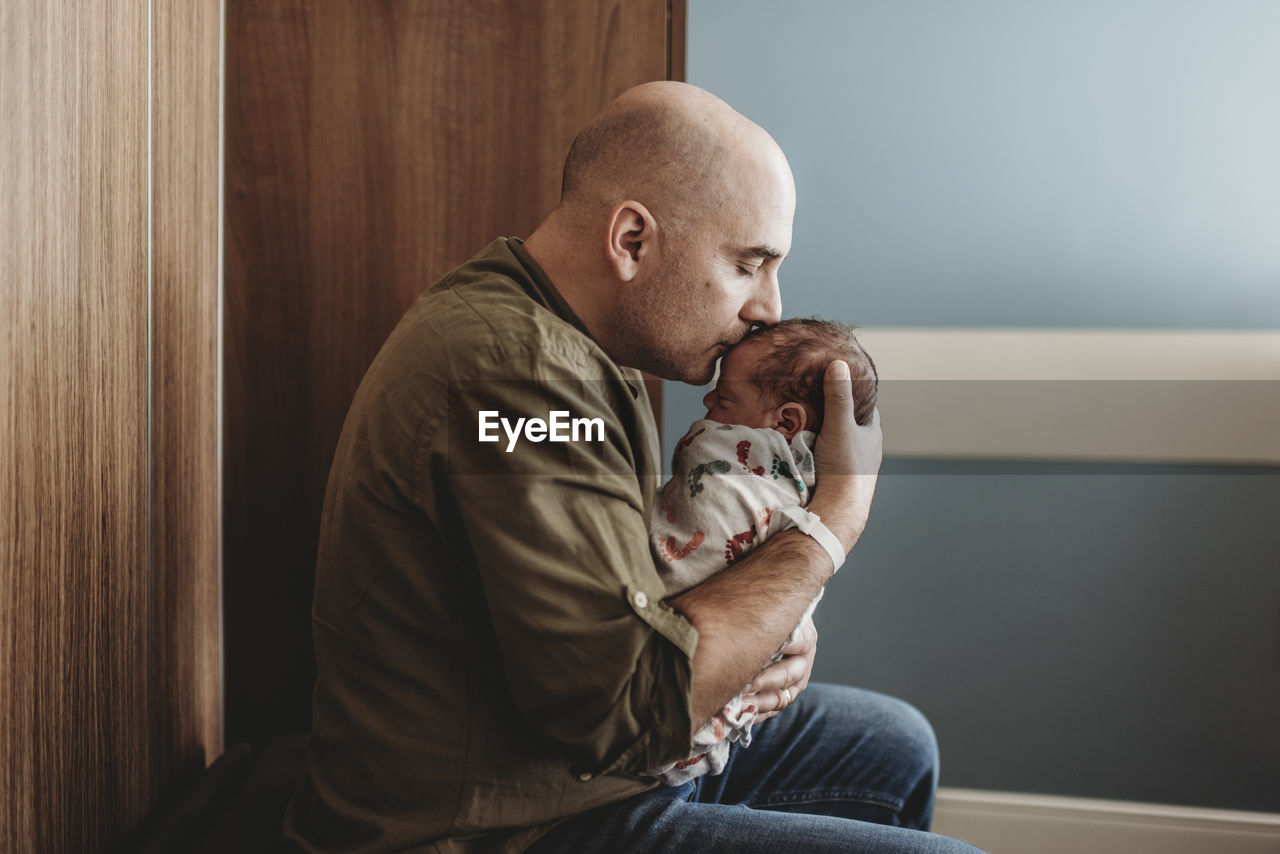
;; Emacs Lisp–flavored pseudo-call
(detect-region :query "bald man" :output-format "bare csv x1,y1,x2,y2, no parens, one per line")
285,82,982,854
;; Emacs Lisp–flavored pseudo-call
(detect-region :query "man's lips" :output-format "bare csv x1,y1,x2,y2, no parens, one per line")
714,330,750,352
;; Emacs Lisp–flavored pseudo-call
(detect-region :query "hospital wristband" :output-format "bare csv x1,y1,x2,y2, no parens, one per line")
770,505,847,574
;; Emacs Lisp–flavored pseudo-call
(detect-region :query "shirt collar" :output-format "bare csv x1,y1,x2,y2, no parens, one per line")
503,237,639,399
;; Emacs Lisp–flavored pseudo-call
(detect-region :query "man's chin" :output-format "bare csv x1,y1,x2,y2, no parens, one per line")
637,351,718,385
675,354,719,386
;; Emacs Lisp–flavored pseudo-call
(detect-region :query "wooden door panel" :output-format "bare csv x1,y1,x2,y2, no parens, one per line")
225,0,681,743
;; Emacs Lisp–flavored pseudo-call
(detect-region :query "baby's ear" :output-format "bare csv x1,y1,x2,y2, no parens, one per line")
773,402,809,441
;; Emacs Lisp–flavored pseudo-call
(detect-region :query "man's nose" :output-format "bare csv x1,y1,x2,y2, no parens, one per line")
744,273,782,327
702,389,716,410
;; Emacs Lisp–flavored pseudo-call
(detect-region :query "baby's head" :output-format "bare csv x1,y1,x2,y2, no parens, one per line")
702,318,877,439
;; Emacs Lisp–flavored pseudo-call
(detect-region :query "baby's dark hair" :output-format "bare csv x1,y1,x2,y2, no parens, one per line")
742,318,877,430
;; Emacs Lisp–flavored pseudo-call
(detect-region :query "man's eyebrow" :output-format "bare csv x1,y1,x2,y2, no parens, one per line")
737,245,784,260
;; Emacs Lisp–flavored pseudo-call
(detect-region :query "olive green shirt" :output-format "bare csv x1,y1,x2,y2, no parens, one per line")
284,238,698,853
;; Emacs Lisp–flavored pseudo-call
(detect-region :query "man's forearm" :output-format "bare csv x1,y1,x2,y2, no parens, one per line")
669,528,837,725
806,482,873,552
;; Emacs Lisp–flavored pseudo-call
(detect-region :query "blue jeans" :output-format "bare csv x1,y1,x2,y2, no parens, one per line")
527,684,985,853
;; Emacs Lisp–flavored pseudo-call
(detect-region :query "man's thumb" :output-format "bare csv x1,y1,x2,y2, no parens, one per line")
825,359,852,403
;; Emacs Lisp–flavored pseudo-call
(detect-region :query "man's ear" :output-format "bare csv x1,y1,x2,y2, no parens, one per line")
605,200,655,282
773,402,809,441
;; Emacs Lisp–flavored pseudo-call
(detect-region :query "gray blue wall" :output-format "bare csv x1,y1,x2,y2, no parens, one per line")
687,0,1280,329
674,0,1280,812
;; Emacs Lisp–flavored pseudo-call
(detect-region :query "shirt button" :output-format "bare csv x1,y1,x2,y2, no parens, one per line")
632,591,649,609
578,772,593,782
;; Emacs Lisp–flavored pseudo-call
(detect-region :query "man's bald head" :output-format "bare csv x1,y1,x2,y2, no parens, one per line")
525,82,795,383
557,82,780,232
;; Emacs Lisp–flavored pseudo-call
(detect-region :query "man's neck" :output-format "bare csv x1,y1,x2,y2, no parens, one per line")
523,220,614,355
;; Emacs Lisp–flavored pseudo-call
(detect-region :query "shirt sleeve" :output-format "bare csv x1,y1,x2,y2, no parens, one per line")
439,347,698,777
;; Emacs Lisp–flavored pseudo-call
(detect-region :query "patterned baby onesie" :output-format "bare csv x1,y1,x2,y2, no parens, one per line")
645,419,821,785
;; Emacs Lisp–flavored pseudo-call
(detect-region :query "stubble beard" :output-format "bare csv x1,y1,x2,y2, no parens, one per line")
615,331,717,385
608,257,722,384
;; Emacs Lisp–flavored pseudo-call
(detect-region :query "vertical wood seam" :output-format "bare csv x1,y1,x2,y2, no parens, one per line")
215,0,228,757
146,0,155,814
667,0,687,83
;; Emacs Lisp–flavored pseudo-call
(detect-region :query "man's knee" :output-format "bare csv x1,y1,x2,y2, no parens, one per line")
808,684,939,766
877,692,940,777
801,682,942,825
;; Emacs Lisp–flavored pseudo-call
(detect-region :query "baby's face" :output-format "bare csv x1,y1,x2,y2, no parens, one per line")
701,340,779,429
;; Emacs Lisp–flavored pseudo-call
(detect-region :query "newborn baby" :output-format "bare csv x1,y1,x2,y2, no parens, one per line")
646,317,878,786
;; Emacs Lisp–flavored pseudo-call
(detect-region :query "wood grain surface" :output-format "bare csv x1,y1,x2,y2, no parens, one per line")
224,0,679,742
1,2,151,850
2,1,223,849
150,0,224,804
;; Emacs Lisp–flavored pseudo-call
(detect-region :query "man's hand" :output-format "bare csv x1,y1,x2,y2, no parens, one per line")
741,613,817,722
809,359,883,551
